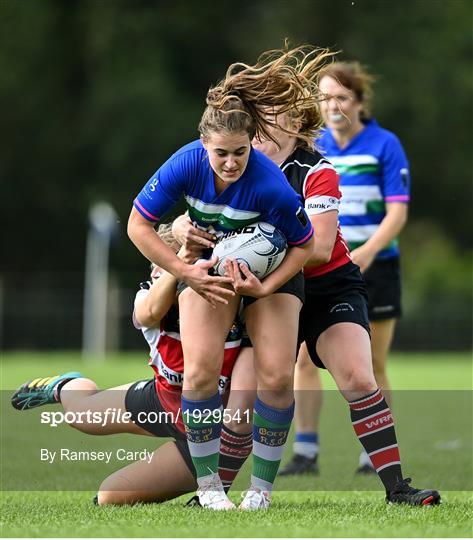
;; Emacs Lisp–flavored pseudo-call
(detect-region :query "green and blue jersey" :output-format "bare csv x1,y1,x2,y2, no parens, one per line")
318,119,410,259
134,140,313,247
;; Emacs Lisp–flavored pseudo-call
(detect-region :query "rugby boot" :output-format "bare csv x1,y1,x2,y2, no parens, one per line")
386,477,441,506
356,463,376,474
356,450,376,474
184,495,202,507
196,473,236,510
11,372,83,410
239,486,271,510
278,453,319,476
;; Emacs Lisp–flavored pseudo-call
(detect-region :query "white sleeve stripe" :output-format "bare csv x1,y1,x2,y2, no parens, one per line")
305,195,340,215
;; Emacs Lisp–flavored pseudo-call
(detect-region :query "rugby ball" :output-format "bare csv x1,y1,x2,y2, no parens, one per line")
212,222,287,279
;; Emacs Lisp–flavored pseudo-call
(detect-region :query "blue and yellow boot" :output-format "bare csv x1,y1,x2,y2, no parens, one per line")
11,372,83,410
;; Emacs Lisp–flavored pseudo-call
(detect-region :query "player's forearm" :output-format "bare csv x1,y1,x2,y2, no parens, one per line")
261,237,314,294
305,234,335,266
304,211,338,267
134,244,198,326
362,203,408,256
135,272,178,327
128,211,189,279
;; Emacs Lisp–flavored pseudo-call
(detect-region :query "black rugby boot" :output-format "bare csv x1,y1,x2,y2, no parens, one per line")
386,478,441,506
278,453,319,476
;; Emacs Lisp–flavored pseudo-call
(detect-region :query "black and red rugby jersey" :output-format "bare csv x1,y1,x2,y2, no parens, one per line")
281,146,352,278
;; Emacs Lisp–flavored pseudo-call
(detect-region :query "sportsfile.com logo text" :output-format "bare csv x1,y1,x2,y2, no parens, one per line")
40,407,251,427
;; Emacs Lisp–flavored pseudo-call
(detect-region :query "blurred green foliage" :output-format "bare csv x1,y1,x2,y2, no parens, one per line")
1,0,471,314
401,222,472,316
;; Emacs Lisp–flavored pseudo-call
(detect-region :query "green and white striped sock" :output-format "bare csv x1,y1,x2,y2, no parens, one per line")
251,397,294,492
181,392,222,480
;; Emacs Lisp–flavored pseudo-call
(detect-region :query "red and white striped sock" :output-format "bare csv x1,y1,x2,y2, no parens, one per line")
349,389,403,490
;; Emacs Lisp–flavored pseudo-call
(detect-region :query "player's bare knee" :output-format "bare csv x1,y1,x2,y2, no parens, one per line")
96,490,134,506
259,372,293,401
184,369,220,395
96,489,119,506
97,476,134,506
341,368,376,395
96,490,113,506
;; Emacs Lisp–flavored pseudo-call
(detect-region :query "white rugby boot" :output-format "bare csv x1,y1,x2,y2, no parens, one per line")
196,473,236,511
239,486,271,510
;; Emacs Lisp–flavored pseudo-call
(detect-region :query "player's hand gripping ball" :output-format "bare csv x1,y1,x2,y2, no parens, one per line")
212,222,287,279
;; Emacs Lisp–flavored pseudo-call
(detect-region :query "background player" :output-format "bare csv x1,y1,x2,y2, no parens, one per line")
281,61,410,475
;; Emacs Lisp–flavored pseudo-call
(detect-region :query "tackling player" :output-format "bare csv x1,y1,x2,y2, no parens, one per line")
282,61,412,476
11,224,254,507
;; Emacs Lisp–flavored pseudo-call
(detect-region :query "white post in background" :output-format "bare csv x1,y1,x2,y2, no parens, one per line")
82,202,118,361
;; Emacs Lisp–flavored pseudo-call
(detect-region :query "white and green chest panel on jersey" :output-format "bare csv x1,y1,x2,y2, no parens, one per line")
185,195,261,232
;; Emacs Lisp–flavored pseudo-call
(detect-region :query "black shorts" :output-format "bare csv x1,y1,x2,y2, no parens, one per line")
243,271,305,307
125,380,196,479
299,262,370,369
363,257,402,320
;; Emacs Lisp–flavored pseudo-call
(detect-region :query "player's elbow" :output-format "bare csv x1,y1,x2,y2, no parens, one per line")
127,207,149,245
307,245,333,266
317,247,333,264
135,308,161,329
300,236,316,265
127,213,139,243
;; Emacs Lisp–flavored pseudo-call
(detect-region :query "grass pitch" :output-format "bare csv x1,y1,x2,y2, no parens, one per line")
1,352,472,537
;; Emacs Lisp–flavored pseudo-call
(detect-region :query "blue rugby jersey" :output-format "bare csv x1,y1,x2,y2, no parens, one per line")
318,119,410,259
133,140,313,246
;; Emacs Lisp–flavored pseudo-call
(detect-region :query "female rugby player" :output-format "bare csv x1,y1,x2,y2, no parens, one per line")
11,225,253,507
173,46,440,507
283,61,412,476
126,46,332,510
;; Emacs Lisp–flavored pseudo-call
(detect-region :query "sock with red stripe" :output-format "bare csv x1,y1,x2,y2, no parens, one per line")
349,389,403,490
218,425,252,492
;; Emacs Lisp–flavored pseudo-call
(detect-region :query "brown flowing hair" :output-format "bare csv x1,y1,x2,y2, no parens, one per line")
198,44,336,150
317,61,375,120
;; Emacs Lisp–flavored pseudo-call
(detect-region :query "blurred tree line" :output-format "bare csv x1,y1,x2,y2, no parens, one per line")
1,0,471,343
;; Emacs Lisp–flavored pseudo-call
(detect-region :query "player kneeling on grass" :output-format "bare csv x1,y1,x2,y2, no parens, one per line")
11,224,256,509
